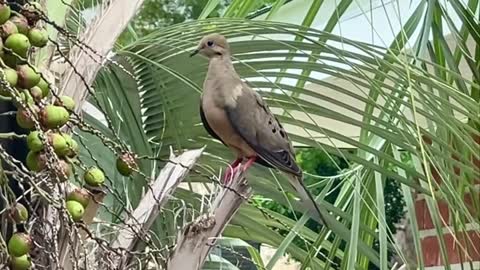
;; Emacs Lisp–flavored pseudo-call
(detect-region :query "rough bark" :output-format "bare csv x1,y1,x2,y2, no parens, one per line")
391,217,417,270
167,169,252,270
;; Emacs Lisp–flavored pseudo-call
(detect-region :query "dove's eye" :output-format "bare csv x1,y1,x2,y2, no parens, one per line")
207,41,214,47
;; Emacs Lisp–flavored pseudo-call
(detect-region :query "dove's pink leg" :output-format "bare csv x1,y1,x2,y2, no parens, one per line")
242,156,257,171
223,158,242,184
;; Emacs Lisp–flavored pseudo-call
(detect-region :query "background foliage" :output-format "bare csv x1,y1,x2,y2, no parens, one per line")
1,0,476,269
84,0,479,269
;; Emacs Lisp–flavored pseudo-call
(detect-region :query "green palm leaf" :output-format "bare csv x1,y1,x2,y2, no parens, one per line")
80,1,479,269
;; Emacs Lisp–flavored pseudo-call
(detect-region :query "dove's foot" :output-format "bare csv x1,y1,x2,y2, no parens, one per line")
223,158,242,184
242,156,257,171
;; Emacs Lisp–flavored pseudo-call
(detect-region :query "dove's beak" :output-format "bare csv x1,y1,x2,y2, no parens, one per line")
190,49,199,57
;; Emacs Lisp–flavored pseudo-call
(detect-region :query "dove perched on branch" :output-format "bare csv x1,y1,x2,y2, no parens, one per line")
191,33,327,225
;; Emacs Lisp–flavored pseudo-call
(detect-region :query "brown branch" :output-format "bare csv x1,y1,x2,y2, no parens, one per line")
167,169,252,270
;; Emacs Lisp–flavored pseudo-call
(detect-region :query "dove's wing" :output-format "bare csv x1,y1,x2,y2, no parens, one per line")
224,82,301,176
200,100,273,168
223,82,327,224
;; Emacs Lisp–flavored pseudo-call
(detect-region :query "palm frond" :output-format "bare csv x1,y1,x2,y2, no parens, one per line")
84,0,480,268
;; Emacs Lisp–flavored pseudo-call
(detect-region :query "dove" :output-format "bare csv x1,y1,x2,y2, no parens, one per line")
191,33,327,225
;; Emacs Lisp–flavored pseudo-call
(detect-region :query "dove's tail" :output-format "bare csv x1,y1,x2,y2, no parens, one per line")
288,174,328,225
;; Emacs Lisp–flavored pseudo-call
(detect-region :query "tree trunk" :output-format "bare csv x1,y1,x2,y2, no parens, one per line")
168,170,252,270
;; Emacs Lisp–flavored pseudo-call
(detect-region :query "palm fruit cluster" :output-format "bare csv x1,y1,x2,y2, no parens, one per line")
64,152,140,222
0,0,63,133
61,166,105,222
61,165,108,223
1,1,139,263
0,0,78,182
1,2,45,268
26,129,85,222
62,152,137,222
26,131,78,181
0,1,46,68
64,153,139,221
0,2,77,267
7,232,32,270
6,203,32,269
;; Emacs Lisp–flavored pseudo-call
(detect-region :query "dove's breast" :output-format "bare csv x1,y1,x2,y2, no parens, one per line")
201,89,256,158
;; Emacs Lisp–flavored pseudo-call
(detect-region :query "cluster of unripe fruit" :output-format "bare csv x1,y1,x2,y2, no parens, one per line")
7,203,32,270
65,167,106,222
2,167,133,270
0,2,140,268
0,2,46,269
12,111,137,269
26,130,77,180
62,153,139,224
0,1,67,133
5,167,106,270
4,164,134,270
0,1,46,61
27,130,108,222
0,2,92,268
60,152,140,222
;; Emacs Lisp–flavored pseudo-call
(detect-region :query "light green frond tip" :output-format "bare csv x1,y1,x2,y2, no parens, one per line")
202,23,218,31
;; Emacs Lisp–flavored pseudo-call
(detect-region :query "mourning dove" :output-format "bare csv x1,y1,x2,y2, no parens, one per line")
191,33,327,225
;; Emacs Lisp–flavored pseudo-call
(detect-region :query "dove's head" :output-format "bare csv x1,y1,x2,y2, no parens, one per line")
190,33,230,58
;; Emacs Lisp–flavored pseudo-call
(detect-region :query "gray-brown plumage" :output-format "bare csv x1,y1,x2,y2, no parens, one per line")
191,33,327,225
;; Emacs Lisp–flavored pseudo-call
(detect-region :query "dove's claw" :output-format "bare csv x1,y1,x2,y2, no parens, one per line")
223,158,242,184
242,156,257,172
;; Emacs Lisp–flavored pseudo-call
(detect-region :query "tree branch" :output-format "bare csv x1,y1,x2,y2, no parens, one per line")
167,169,252,270
0,132,26,139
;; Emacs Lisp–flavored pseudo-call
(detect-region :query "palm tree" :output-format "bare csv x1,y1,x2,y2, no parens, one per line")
1,0,478,269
